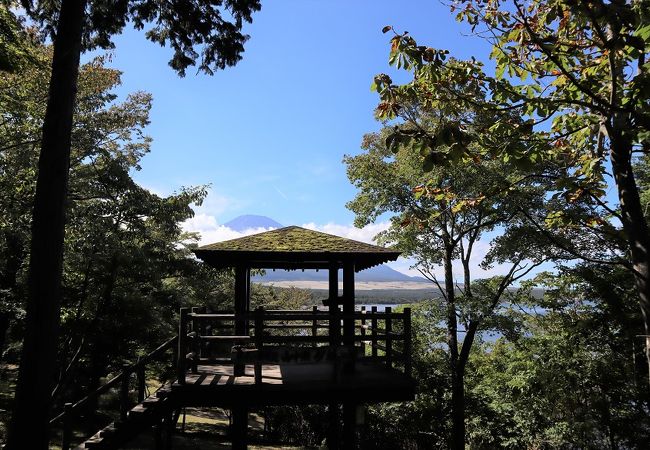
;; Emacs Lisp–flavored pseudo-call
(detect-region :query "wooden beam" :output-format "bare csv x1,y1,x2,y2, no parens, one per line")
342,260,355,346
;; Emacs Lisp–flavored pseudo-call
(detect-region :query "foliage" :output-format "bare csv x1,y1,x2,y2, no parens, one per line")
22,0,261,76
375,0,649,205
361,301,450,450
0,4,34,72
468,270,650,448
0,45,232,410
263,404,329,447
373,0,650,401
345,92,555,446
251,284,311,311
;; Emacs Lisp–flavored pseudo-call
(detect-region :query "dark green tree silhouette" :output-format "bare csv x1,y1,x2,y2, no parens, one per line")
6,1,260,448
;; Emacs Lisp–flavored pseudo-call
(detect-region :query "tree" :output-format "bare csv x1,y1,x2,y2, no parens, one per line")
345,116,551,447
6,1,260,447
360,301,453,449
468,269,650,448
0,3,33,72
374,0,650,382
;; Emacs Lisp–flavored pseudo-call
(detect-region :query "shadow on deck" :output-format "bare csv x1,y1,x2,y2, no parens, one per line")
170,359,415,407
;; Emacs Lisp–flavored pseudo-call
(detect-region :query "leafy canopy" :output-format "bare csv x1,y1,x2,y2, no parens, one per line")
21,0,261,75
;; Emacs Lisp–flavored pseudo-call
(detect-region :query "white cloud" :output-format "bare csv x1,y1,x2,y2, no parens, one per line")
182,214,279,245
300,222,390,244
195,191,239,218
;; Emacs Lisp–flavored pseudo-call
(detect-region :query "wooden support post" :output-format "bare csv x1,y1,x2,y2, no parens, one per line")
177,307,189,384
327,403,341,449
312,305,318,348
328,262,340,347
154,422,163,450
235,265,248,336
137,360,146,403
343,402,357,449
191,310,199,374
403,307,412,377
342,260,355,346
254,307,264,384
245,267,251,333
165,411,174,449
120,364,130,423
360,306,366,356
61,402,73,450
385,306,393,369
232,405,248,450
371,306,378,360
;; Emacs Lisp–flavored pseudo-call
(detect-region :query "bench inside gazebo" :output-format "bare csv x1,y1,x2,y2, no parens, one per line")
176,226,416,448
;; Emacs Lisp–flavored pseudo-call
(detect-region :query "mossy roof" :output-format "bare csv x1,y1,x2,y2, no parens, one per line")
193,226,400,271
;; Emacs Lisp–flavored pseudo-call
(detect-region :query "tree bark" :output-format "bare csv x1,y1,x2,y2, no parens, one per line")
5,0,86,447
443,243,465,450
609,132,650,387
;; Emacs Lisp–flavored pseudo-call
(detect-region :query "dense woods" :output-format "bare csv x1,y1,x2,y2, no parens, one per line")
1,0,649,448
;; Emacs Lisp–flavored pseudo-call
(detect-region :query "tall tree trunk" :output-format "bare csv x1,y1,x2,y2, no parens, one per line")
5,0,86,447
443,243,465,450
610,132,650,387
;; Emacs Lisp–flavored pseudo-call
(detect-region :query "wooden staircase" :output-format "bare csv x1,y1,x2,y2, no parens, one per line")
48,336,178,450
79,385,176,449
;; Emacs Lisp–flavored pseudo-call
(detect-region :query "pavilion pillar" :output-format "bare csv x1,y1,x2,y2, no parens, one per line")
343,401,357,448
342,260,355,346
231,404,248,450
234,265,250,336
327,403,341,449
328,261,340,347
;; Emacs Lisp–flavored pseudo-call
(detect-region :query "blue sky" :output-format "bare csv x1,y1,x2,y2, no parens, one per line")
99,1,509,277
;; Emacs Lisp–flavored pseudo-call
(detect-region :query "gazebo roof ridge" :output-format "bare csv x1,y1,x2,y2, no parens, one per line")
193,225,400,271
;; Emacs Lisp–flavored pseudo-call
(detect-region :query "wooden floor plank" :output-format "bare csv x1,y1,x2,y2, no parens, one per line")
201,374,216,386
171,360,415,405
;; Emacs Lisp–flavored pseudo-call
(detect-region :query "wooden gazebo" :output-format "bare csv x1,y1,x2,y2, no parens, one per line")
193,225,401,341
183,226,414,448
60,227,416,449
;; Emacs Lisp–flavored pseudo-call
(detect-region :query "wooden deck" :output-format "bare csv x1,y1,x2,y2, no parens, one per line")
169,359,415,407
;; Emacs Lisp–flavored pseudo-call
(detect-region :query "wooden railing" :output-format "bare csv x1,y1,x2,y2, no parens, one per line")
49,336,178,450
177,306,412,384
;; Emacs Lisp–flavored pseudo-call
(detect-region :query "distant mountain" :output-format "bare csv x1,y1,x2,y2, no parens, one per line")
253,265,426,283
223,215,283,232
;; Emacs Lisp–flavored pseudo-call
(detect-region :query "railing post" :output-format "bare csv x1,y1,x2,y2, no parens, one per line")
120,364,130,422
371,306,378,360
360,306,366,356
385,307,393,369
255,306,264,349
61,402,73,450
190,307,200,373
312,305,318,348
137,359,146,403
178,307,189,384
403,308,412,377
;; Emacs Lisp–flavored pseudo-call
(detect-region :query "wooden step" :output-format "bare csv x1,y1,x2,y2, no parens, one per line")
81,390,172,449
